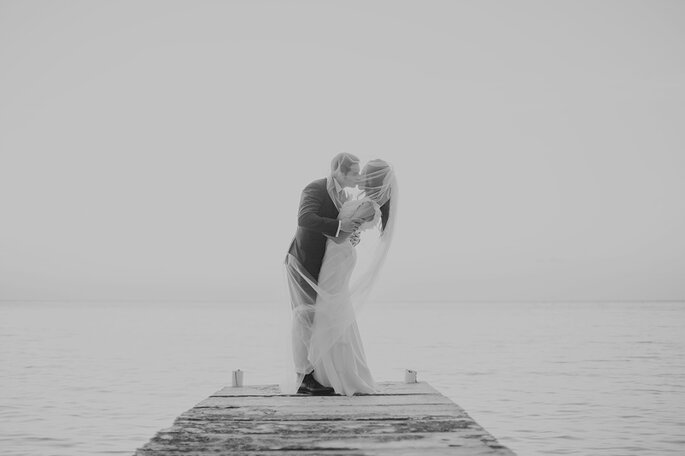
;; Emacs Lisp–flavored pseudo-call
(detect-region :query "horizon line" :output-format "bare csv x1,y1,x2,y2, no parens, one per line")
1,298,683,304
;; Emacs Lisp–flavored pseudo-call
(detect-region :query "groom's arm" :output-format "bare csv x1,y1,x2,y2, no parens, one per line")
298,183,341,237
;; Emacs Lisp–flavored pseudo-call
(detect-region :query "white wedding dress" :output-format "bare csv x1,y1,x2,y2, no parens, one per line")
282,162,396,398
308,197,381,396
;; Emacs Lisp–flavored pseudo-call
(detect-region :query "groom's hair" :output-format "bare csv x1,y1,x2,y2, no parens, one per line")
330,152,360,175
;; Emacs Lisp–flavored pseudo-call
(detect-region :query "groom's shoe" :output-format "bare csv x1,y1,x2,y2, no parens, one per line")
297,373,335,395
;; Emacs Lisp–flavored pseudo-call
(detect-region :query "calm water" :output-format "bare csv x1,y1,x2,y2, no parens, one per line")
1,301,684,455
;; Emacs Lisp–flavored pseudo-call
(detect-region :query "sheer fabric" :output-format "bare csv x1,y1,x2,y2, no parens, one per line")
282,160,397,396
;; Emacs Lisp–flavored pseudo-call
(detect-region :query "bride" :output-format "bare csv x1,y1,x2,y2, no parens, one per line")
283,159,397,396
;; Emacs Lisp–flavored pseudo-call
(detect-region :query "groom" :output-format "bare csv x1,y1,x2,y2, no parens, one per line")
287,153,362,395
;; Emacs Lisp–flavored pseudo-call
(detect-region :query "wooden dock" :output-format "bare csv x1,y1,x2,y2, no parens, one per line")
134,381,516,455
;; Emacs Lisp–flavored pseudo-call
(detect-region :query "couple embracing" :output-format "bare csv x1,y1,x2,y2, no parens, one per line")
282,153,397,397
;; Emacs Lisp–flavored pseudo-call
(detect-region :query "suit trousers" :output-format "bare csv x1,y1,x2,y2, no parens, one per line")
286,255,319,375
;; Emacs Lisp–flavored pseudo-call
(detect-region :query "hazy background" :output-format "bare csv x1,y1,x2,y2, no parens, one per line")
1,0,684,303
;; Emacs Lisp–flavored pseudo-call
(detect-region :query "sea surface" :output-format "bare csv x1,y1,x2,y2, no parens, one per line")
1,301,684,456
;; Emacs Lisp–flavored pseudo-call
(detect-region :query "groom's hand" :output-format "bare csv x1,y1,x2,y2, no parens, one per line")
340,218,361,233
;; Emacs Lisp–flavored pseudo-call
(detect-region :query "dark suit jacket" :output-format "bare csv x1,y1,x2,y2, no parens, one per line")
288,178,339,281
287,178,392,282
380,200,390,231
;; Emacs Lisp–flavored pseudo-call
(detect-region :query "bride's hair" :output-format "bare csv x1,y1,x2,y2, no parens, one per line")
361,159,393,210
362,159,389,188
330,152,360,175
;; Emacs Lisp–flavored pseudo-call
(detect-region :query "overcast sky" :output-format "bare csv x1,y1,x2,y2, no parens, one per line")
1,1,683,303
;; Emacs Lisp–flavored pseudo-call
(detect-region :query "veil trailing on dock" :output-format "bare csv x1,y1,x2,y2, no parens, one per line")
281,160,398,394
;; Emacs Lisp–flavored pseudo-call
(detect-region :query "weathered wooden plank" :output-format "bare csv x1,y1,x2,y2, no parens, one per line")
167,418,474,435
134,382,516,455
137,449,506,456
210,381,440,397
195,393,455,408
178,403,466,421
139,430,509,453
